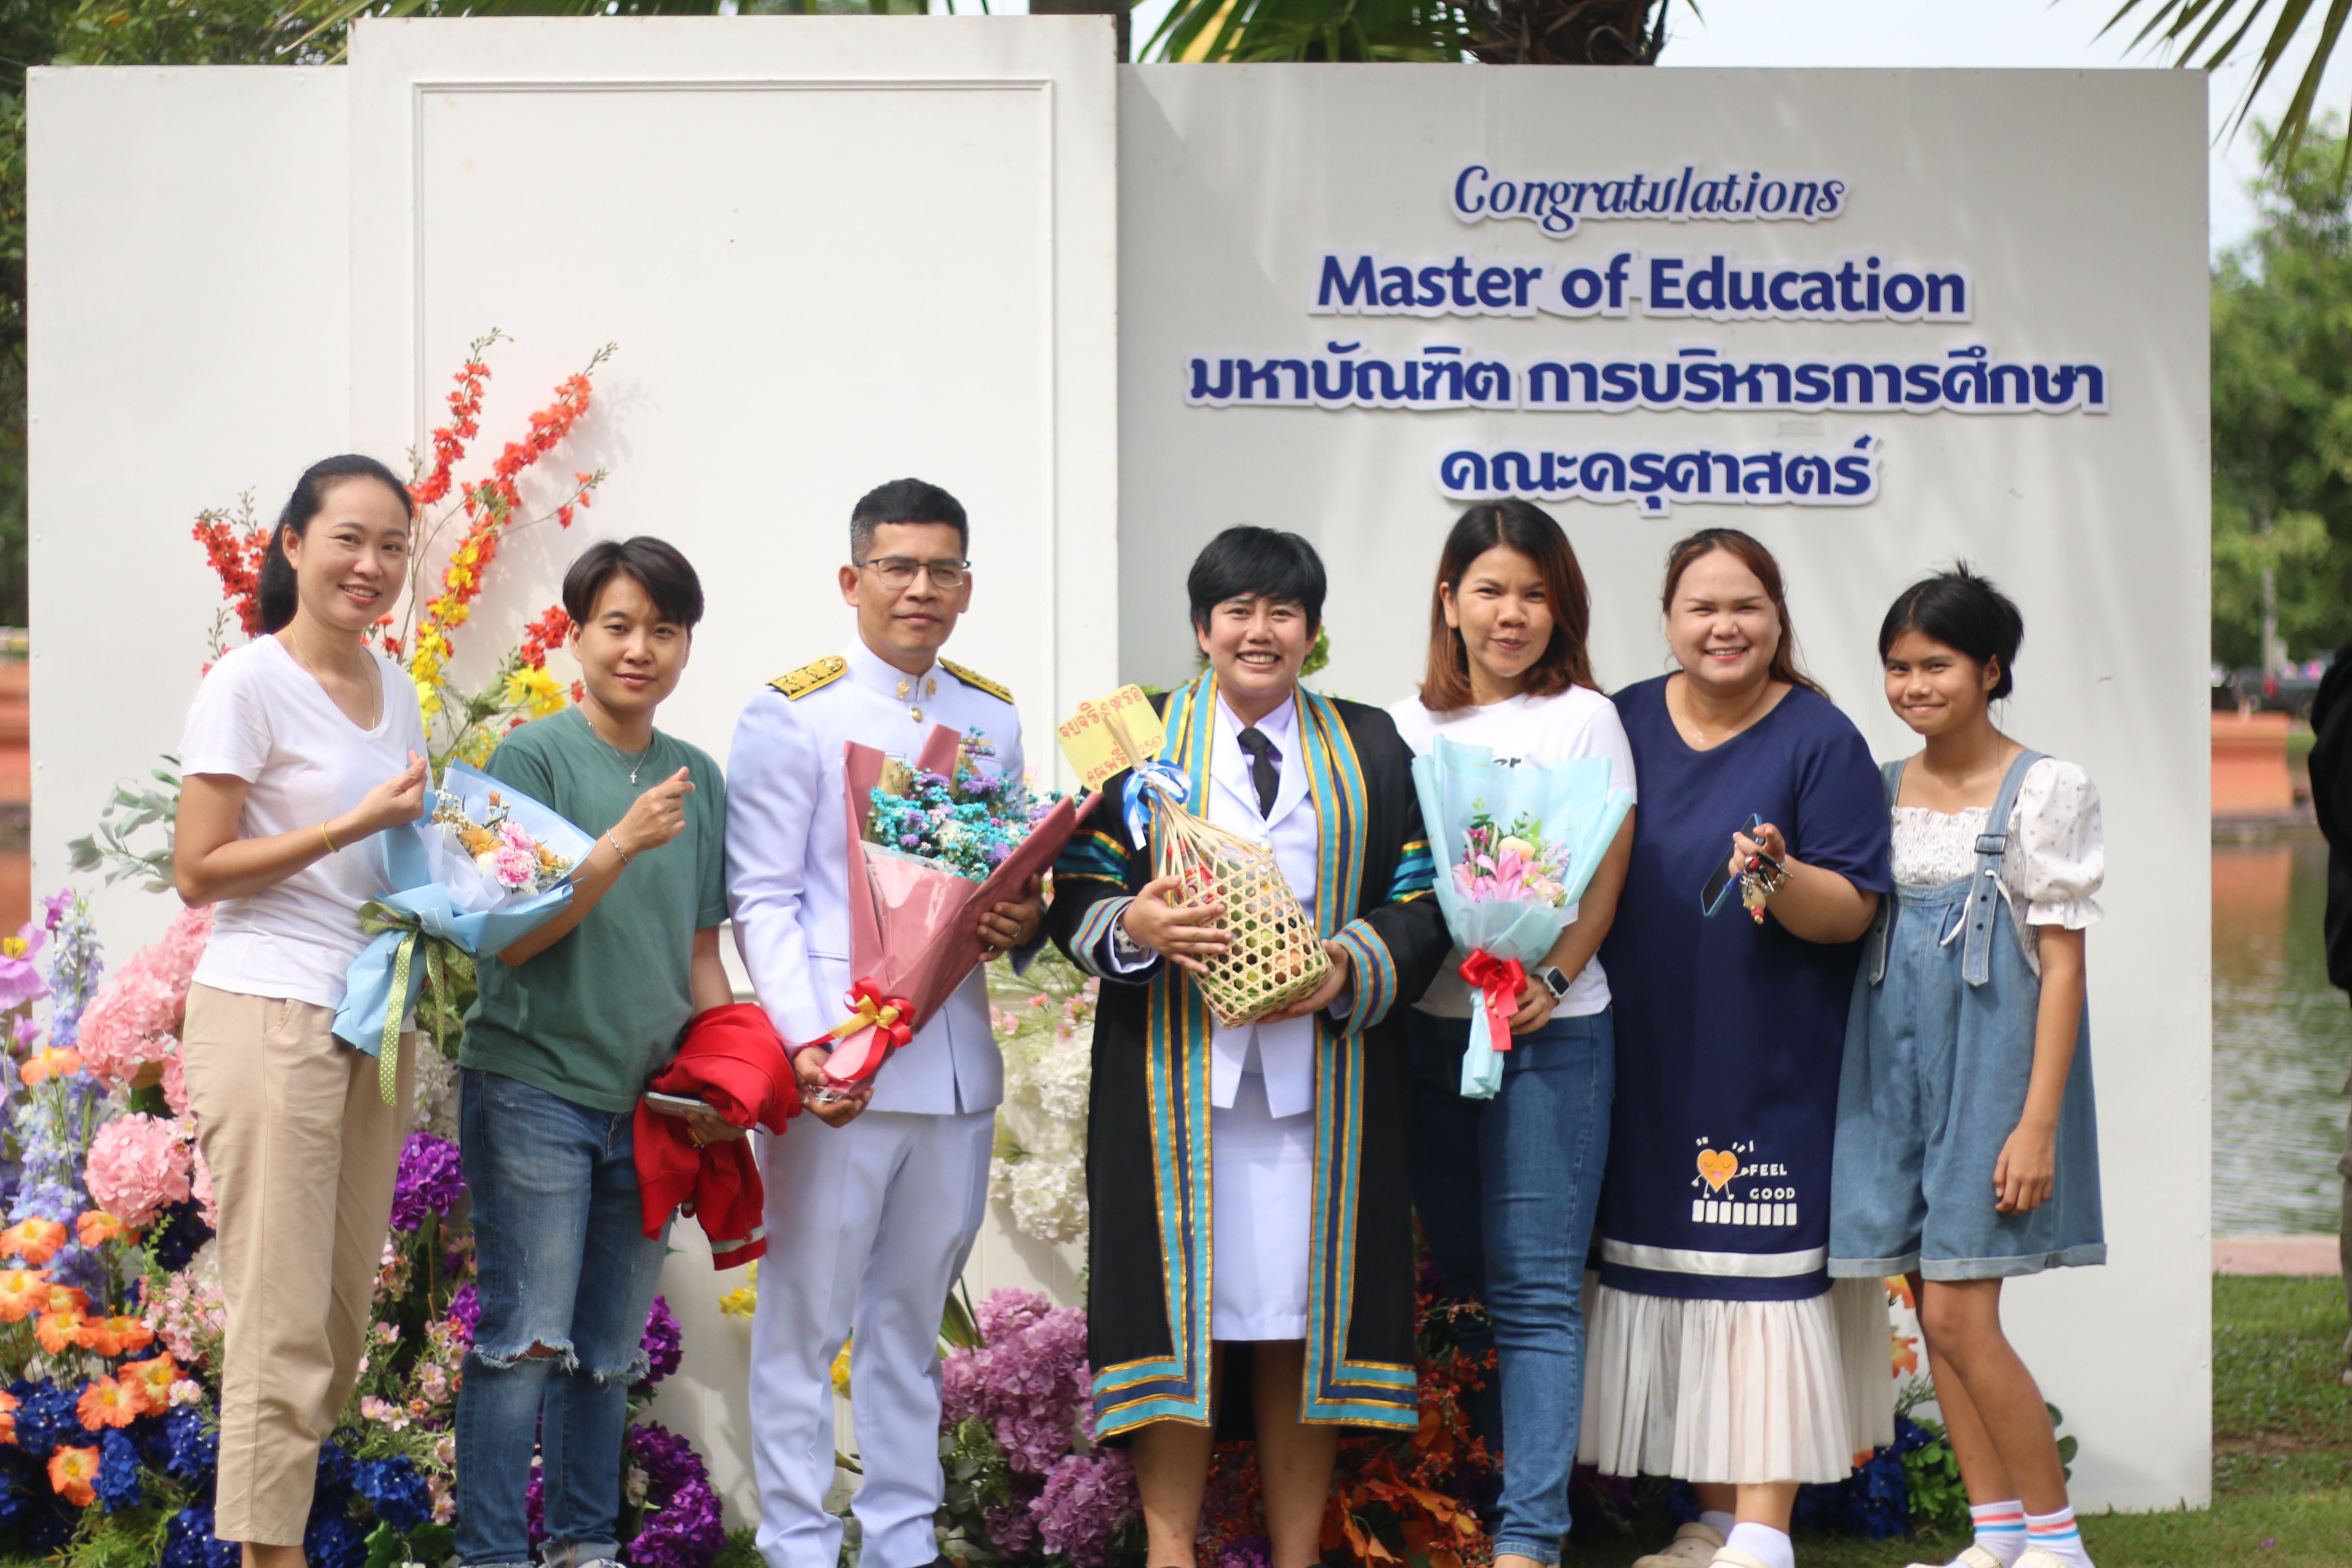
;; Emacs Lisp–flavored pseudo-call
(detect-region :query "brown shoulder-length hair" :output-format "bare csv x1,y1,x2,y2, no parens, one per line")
1418,499,1596,713
1657,527,1827,698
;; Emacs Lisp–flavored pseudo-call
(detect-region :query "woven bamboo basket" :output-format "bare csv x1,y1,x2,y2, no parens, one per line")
1138,792,1330,1028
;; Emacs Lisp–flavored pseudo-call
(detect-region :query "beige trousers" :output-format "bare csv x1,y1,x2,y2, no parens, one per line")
183,983,414,1545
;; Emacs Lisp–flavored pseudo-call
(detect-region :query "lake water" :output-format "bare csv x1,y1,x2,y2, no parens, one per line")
2214,833,2349,1237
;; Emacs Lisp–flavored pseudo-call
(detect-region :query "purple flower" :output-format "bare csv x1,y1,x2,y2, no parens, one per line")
1031,1450,1138,1568
623,1423,723,1568
40,890,73,933
1217,1537,1272,1568
389,1133,465,1231
640,1295,683,1384
941,1289,1093,1476
445,1283,481,1338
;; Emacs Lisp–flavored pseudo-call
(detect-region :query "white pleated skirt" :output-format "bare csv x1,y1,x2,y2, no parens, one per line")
1576,1275,1894,1484
1210,1071,1313,1341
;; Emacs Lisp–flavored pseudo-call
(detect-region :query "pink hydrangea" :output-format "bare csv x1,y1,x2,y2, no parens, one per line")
159,1049,189,1117
190,1143,218,1229
1031,1450,1137,1568
77,906,213,1085
83,1112,194,1228
940,1289,1093,1476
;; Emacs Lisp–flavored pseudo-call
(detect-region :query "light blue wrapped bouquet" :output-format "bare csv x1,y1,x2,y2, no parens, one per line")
1410,734,1634,1099
333,760,596,1102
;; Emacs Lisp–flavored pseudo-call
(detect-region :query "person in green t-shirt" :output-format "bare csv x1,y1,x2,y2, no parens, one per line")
452,536,733,1568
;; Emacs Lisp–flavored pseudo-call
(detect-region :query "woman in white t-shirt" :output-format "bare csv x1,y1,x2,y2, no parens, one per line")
1387,499,1636,1568
173,455,430,1561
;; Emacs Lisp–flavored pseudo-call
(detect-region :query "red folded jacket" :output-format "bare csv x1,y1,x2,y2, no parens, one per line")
634,1001,802,1269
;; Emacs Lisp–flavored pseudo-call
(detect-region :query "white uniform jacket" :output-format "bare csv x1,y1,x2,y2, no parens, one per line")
725,636,1020,1115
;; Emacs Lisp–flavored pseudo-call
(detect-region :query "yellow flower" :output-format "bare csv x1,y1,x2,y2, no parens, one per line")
830,1331,852,1398
718,1259,759,1321
502,665,567,720
453,730,498,768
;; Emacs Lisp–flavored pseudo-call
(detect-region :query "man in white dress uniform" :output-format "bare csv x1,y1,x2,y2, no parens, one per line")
726,478,1043,1568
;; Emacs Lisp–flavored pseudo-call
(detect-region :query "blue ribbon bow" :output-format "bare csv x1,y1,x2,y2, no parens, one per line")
1122,758,1192,844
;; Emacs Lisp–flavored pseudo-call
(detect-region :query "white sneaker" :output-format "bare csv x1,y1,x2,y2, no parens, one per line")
1704,1550,1774,1568
2015,1551,2088,1568
1631,1522,1724,1568
1904,1547,2007,1568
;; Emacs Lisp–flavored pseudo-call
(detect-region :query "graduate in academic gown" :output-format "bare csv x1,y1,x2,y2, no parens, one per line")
1045,527,1449,1568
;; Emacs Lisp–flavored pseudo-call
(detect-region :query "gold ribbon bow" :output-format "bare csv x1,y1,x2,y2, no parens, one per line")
357,903,479,1106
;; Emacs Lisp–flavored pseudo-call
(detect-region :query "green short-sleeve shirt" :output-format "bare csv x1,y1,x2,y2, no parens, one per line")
461,706,729,1113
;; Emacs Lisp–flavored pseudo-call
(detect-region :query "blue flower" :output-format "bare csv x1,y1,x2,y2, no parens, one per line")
10,1379,85,1458
303,1507,368,1568
314,1439,356,1505
162,1406,217,1485
355,1455,433,1532
151,1197,215,1272
163,1505,242,1568
95,1428,146,1513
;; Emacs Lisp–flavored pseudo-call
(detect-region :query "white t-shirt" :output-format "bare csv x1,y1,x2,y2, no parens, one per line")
180,636,430,1010
1387,684,1638,1019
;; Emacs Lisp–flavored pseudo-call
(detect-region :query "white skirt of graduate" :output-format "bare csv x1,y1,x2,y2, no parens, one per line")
1209,1070,1314,1341
1577,1277,1895,1485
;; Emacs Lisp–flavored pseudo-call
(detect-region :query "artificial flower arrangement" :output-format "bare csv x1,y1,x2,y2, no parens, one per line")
986,953,1099,1249
812,725,1099,1090
1410,736,1634,1100
0,889,742,1568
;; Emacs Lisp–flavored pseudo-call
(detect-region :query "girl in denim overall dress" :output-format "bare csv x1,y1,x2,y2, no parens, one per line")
1830,569,2104,1568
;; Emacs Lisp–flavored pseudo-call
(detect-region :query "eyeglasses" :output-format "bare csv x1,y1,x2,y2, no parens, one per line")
856,556,970,590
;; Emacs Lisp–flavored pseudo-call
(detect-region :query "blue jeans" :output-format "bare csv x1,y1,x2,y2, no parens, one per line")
1406,1006,1614,1566
454,1070,671,1568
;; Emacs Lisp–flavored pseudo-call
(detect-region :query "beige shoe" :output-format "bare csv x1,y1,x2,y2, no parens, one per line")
2015,1551,2084,1568
1904,1547,2008,1568
1631,1522,1724,1568
1703,1550,1774,1568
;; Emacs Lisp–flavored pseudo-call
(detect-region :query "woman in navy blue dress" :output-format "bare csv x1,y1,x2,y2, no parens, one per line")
1577,530,1893,1568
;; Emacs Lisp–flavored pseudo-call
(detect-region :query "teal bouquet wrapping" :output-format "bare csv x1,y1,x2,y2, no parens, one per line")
333,760,595,1102
1410,735,1634,1099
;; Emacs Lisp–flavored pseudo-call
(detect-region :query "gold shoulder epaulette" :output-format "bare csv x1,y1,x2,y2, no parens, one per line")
940,658,1012,703
769,655,847,701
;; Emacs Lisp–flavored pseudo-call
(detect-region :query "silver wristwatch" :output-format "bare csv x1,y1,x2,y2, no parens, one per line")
1534,964,1571,1001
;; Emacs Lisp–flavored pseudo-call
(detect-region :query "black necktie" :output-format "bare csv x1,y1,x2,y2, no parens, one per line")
1236,727,1280,818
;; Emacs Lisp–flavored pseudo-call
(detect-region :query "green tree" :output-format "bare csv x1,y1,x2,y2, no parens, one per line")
2096,0,2352,181
2211,122,2352,668
1139,0,1682,65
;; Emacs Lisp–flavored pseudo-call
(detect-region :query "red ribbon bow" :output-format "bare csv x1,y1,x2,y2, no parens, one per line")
1458,949,1525,1053
815,976,917,1087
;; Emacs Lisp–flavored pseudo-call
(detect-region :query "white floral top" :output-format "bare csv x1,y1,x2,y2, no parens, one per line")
1890,756,2103,974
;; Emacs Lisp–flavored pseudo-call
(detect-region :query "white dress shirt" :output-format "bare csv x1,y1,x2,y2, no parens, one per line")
1106,693,1323,1118
726,635,1022,1115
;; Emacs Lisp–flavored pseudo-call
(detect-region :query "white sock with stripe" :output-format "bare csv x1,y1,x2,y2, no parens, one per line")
2023,1504,2092,1567
1959,1500,2026,1566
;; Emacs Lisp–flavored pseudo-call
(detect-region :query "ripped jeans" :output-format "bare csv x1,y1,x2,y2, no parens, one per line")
455,1069,671,1568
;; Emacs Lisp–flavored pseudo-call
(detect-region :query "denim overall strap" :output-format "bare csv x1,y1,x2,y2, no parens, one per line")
1866,759,1905,986
1959,749,2047,987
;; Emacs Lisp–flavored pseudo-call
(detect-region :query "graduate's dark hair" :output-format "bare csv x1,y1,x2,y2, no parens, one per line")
256,455,413,634
1419,499,1595,712
563,536,706,630
1878,563,2024,700
1187,526,1327,633
1658,527,1826,699
850,478,968,560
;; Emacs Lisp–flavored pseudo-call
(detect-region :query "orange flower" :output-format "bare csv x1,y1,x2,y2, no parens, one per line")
1884,1274,1916,1311
74,1212,123,1249
102,1315,153,1355
38,1283,89,1316
0,1387,19,1445
119,1353,179,1407
35,1309,84,1357
0,1218,67,1267
73,1314,148,1360
19,1047,82,1087
1892,1329,1920,1379
77,1376,146,1430
47,1444,97,1506
0,1270,49,1323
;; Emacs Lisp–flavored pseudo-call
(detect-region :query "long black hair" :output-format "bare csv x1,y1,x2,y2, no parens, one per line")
256,455,414,634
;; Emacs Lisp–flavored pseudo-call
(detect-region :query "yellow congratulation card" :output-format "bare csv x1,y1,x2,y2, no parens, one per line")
1057,685,1165,790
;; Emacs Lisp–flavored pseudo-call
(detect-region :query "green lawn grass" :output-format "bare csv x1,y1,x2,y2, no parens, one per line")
1565,1276,2352,1568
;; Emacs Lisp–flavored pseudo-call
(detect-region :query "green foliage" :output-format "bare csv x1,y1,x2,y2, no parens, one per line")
934,1416,1014,1565
65,757,180,892
2096,0,2352,182
714,1527,767,1568
1138,0,1682,64
2046,1401,2078,1480
364,1519,454,1568
2211,121,2352,665
1896,1412,1969,1537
